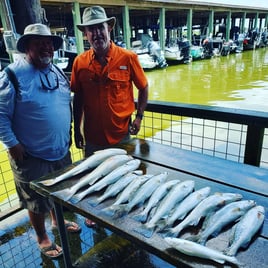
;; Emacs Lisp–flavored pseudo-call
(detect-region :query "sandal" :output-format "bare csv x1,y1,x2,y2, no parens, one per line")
84,218,96,228
52,220,81,233
64,221,81,233
39,242,63,259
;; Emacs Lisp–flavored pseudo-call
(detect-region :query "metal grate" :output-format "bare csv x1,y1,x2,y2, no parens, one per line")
136,111,267,167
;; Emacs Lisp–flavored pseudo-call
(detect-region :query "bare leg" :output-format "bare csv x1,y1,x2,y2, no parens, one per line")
28,210,62,257
50,209,80,232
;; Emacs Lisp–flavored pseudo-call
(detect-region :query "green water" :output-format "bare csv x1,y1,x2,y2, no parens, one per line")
145,48,268,112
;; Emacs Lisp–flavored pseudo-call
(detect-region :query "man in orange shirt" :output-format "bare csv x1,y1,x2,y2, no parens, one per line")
70,6,148,226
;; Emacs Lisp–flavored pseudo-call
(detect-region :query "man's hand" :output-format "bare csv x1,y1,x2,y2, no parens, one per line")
74,131,85,149
8,144,26,161
129,118,141,135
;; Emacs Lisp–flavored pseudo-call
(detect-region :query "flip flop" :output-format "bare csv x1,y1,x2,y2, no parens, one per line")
84,218,96,228
39,242,63,259
52,221,81,233
65,221,81,233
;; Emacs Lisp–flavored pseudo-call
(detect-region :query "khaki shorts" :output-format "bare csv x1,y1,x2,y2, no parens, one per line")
9,151,71,214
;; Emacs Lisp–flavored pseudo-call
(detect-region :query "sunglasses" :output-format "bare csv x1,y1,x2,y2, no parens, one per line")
39,68,59,91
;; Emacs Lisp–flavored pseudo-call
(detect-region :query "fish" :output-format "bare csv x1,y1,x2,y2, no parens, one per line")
110,174,153,206
51,154,133,201
224,205,265,256
158,186,211,231
132,177,180,223
164,237,240,265
164,192,243,238
70,159,141,204
138,180,195,238
39,148,127,186
189,199,256,245
102,174,153,217
90,170,143,206
112,172,168,218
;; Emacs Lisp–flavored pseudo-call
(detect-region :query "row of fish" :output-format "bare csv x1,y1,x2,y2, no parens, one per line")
39,148,266,266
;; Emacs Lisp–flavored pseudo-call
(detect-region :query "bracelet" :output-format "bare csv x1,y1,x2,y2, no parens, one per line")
136,113,144,120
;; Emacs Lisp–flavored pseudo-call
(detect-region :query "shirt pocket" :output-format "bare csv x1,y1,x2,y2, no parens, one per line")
107,69,133,112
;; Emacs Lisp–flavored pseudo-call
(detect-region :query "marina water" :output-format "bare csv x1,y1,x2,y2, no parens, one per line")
144,48,268,113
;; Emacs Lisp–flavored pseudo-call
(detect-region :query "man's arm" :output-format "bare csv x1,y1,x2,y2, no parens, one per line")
72,91,85,148
129,85,148,135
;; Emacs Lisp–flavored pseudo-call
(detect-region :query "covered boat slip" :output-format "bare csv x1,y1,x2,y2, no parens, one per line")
31,139,268,268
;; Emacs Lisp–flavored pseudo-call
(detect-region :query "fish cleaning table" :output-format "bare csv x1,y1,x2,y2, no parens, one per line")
31,139,268,268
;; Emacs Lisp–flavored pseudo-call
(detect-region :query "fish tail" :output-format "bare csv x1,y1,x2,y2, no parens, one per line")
161,227,180,238
223,246,236,257
69,191,87,204
132,212,147,223
102,206,116,217
135,225,155,238
51,188,76,201
87,197,100,207
112,204,129,219
155,219,168,231
226,255,241,266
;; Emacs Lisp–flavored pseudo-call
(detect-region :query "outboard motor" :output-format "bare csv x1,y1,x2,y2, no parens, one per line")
236,33,244,52
202,36,214,58
177,38,191,63
147,41,168,68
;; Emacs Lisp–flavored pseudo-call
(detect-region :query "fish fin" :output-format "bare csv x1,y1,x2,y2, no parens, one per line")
223,247,240,258
160,228,179,238
51,188,76,201
155,219,168,231
186,234,200,243
135,225,155,238
111,204,129,219
69,192,87,204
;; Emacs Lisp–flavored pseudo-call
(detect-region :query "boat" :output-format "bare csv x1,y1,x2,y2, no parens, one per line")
190,45,204,60
131,34,168,70
165,37,192,64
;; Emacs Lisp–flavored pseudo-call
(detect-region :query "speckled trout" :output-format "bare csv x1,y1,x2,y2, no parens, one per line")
102,174,153,217
113,172,168,217
158,186,211,231
91,170,143,206
164,237,240,265
224,205,265,256
191,199,256,245
39,148,127,186
164,192,243,238
51,154,133,201
70,159,141,204
138,180,195,238
132,177,179,223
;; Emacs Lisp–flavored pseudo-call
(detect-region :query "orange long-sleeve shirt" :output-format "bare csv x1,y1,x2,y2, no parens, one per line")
71,42,148,145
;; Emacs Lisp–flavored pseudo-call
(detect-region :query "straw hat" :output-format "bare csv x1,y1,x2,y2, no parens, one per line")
77,6,116,31
16,23,63,53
